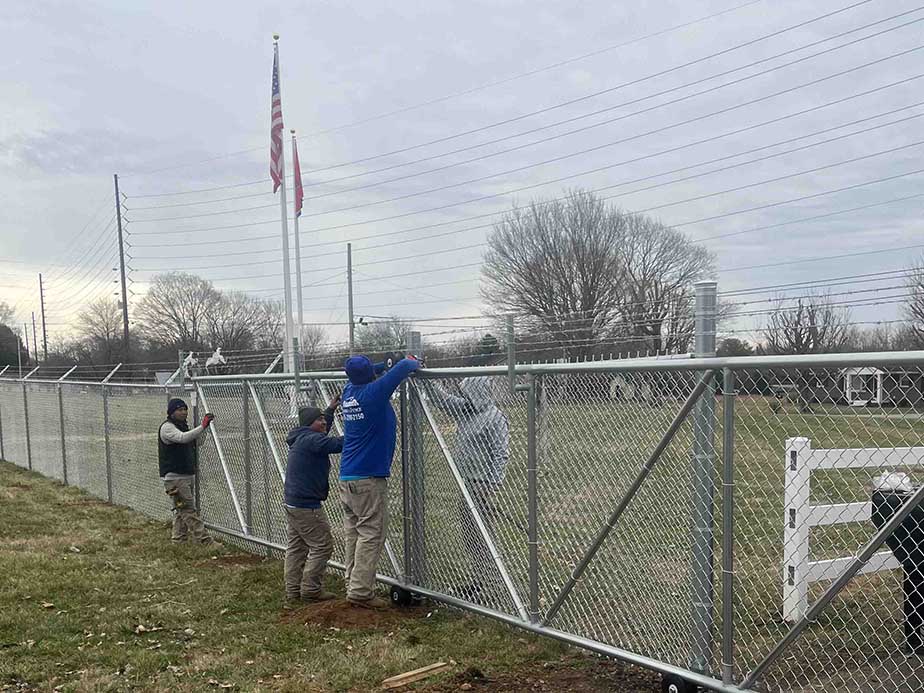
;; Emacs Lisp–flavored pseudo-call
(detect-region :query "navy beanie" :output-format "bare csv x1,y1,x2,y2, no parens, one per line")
344,355,376,385
167,398,188,416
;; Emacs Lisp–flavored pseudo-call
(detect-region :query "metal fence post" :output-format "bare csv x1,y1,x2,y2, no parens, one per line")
243,382,253,534
721,368,736,685
526,374,540,622
57,384,68,485
102,384,113,502
400,382,412,584
191,383,201,513
0,390,5,461
22,381,32,471
691,279,717,674
407,330,426,585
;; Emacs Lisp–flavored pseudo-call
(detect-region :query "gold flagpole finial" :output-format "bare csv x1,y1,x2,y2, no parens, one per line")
273,33,280,41
290,129,296,135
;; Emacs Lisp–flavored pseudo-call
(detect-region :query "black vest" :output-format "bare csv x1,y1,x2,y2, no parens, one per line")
158,419,196,477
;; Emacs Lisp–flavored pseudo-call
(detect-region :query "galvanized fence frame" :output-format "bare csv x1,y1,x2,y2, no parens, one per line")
4,349,924,692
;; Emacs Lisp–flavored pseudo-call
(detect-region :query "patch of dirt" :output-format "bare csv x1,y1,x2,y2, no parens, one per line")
279,598,425,629
196,554,266,568
426,656,661,692
6,483,30,489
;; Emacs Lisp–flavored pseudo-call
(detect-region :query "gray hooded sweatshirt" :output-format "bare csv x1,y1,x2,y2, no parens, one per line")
426,378,510,486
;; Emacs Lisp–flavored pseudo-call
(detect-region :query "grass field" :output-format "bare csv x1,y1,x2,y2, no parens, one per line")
0,461,665,692
4,371,924,691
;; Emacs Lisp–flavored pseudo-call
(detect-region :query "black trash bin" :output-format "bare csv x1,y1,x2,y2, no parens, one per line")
871,489,924,655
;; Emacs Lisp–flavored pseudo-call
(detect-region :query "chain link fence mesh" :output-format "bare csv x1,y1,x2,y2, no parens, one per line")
733,366,924,692
0,380,28,468
4,362,924,692
61,382,107,497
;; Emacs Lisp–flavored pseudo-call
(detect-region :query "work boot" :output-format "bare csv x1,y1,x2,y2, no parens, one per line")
283,596,302,611
348,596,389,610
302,590,336,603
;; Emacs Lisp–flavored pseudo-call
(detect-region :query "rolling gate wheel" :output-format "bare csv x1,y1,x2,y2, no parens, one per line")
661,675,701,693
389,585,422,607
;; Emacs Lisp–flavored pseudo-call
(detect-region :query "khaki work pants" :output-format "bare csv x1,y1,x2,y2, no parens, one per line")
163,477,209,543
339,477,388,602
284,506,334,599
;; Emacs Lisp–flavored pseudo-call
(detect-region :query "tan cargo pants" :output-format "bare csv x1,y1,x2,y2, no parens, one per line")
284,506,334,599
163,476,210,543
339,477,388,602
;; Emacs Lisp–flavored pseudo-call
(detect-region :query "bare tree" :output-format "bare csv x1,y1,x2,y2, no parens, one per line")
482,191,624,358
905,258,924,342
136,273,221,350
481,189,714,358
76,297,124,363
0,300,14,328
850,324,897,352
615,213,713,352
205,292,267,351
355,316,411,354
762,294,853,354
298,324,327,364
252,299,285,349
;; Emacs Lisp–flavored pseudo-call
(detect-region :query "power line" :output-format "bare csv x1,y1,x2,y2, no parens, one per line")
127,30,924,226
127,0,875,198
127,6,919,210
132,152,924,286
120,1,762,181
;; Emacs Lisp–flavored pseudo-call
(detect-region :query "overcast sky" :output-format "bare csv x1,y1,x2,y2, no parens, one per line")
1,0,922,351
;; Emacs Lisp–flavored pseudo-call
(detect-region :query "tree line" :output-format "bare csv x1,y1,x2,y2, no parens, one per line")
2,189,923,376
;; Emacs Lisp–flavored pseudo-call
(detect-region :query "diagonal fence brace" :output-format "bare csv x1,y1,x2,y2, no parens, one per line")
196,384,248,533
542,369,717,626
741,478,924,690
412,380,530,622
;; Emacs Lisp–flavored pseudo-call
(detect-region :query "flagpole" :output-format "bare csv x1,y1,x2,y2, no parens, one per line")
291,129,305,367
274,35,295,375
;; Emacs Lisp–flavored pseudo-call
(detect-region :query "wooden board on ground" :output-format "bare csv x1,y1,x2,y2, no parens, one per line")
382,662,452,689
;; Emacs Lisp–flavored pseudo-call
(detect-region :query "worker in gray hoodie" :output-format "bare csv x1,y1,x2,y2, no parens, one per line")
424,377,510,596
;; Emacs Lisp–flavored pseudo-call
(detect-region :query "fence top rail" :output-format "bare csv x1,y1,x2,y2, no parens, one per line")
5,351,922,387
188,350,924,382
0,377,173,390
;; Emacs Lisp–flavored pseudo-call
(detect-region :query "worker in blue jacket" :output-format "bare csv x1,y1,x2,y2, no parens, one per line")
283,395,342,608
340,353,420,608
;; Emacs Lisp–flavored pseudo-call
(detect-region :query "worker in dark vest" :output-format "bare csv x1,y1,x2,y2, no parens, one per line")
159,398,215,543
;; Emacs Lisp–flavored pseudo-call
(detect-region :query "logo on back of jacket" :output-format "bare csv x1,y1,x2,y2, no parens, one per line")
342,397,364,421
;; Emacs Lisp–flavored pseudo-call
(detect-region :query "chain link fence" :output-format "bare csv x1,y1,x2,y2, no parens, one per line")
3,353,924,692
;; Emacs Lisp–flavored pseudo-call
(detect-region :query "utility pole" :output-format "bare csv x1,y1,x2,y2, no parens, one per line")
113,174,130,360
38,273,48,361
17,326,23,376
31,313,38,364
347,243,355,355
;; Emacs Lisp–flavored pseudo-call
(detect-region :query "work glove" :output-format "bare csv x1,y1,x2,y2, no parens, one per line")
201,413,215,429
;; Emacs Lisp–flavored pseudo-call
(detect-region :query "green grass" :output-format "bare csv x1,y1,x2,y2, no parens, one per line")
0,461,657,692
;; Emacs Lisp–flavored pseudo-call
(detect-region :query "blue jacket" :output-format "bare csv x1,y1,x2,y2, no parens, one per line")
340,358,420,479
284,408,343,508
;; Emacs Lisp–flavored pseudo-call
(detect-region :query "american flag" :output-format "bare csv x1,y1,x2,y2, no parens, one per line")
269,48,284,193
293,135,304,217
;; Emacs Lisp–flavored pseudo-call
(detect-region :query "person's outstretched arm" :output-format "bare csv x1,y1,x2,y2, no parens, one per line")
367,357,420,399
160,415,214,445
422,380,474,415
